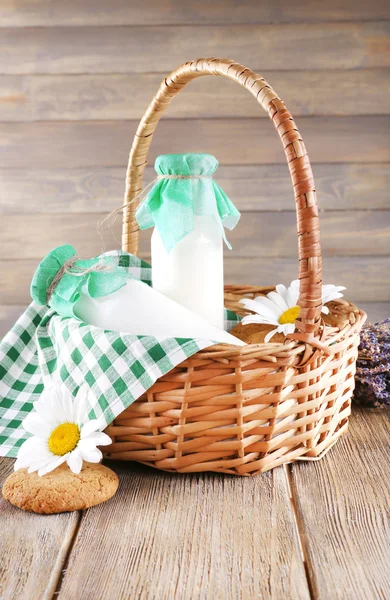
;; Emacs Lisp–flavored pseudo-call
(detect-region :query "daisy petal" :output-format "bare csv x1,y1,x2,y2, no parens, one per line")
37,455,66,477
275,284,287,300
24,446,53,463
26,455,56,474
253,295,283,316
239,298,259,312
16,437,48,461
240,298,279,320
22,413,52,438
80,420,102,438
67,449,83,474
34,396,59,427
79,447,102,463
267,291,289,313
241,314,278,326
264,328,279,343
15,454,37,471
286,280,300,307
322,284,346,304
284,323,296,335
75,385,90,426
61,388,76,423
80,432,112,447
242,296,282,322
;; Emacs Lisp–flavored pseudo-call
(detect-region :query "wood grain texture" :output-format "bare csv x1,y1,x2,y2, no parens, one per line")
1,117,389,169
0,457,80,600
126,211,390,258
2,69,390,122
289,408,390,600
2,257,389,306
57,463,309,600
358,302,390,322
0,305,24,339
0,22,389,75
2,211,389,260
2,164,389,213
1,0,389,26
222,257,390,301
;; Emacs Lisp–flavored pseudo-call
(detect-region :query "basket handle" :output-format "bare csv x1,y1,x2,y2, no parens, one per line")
122,58,323,336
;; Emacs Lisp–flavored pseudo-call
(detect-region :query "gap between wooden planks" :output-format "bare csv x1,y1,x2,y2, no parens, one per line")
0,23,388,75
1,69,389,122
1,211,389,260
1,164,389,213
1,408,389,599
288,409,390,600
1,0,389,27
0,459,310,599
0,459,81,600
1,117,389,169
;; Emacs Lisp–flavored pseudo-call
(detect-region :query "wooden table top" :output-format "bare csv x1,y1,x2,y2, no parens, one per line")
0,407,389,600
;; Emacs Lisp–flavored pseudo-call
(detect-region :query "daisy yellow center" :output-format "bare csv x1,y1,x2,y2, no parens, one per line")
48,423,80,456
278,305,300,325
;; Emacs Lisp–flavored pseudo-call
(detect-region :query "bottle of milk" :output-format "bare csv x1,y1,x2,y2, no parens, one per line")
136,153,240,329
29,244,245,346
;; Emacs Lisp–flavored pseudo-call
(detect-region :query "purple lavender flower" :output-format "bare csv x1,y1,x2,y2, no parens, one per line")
353,318,390,408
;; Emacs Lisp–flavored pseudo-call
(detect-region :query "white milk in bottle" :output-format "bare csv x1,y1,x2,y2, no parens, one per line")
136,153,240,329
29,244,245,346
151,215,224,329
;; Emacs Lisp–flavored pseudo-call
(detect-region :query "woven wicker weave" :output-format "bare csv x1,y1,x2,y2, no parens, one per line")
103,58,366,475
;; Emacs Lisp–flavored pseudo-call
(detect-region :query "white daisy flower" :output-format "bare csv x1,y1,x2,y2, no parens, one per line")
14,385,111,477
321,284,346,314
239,280,346,343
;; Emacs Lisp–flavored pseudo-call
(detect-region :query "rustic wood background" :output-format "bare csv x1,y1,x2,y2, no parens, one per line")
0,0,389,332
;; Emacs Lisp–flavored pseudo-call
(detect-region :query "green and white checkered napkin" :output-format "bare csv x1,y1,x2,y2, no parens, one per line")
0,251,240,458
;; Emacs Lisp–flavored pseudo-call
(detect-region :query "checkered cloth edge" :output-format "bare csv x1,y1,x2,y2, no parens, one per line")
0,251,240,458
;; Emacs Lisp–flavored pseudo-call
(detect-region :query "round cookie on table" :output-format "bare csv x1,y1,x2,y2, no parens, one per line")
2,462,119,514
1,384,119,514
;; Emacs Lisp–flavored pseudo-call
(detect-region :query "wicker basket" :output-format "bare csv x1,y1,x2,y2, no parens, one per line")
103,58,366,475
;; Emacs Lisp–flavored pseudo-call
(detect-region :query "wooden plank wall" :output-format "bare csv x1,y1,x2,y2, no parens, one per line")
0,0,389,329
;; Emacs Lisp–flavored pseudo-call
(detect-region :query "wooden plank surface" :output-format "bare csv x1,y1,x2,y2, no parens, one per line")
0,457,80,600
1,382,388,600
1,0,389,26
0,305,24,338
1,116,389,169
2,69,390,122
358,302,390,322
1,164,389,213
0,22,389,75
2,256,389,306
289,408,390,600
222,257,390,301
2,211,389,260
56,464,309,600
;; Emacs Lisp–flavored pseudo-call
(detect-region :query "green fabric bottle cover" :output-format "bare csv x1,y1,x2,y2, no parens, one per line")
30,244,130,318
135,153,241,253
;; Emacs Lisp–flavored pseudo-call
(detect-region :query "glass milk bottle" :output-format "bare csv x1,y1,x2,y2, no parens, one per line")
30,244,245,345
151,215,224,329
135,153,240,329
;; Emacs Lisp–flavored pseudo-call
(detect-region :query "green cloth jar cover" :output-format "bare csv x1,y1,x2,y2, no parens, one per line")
30,244,130,318
135,153,241,253
30,154,240,318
